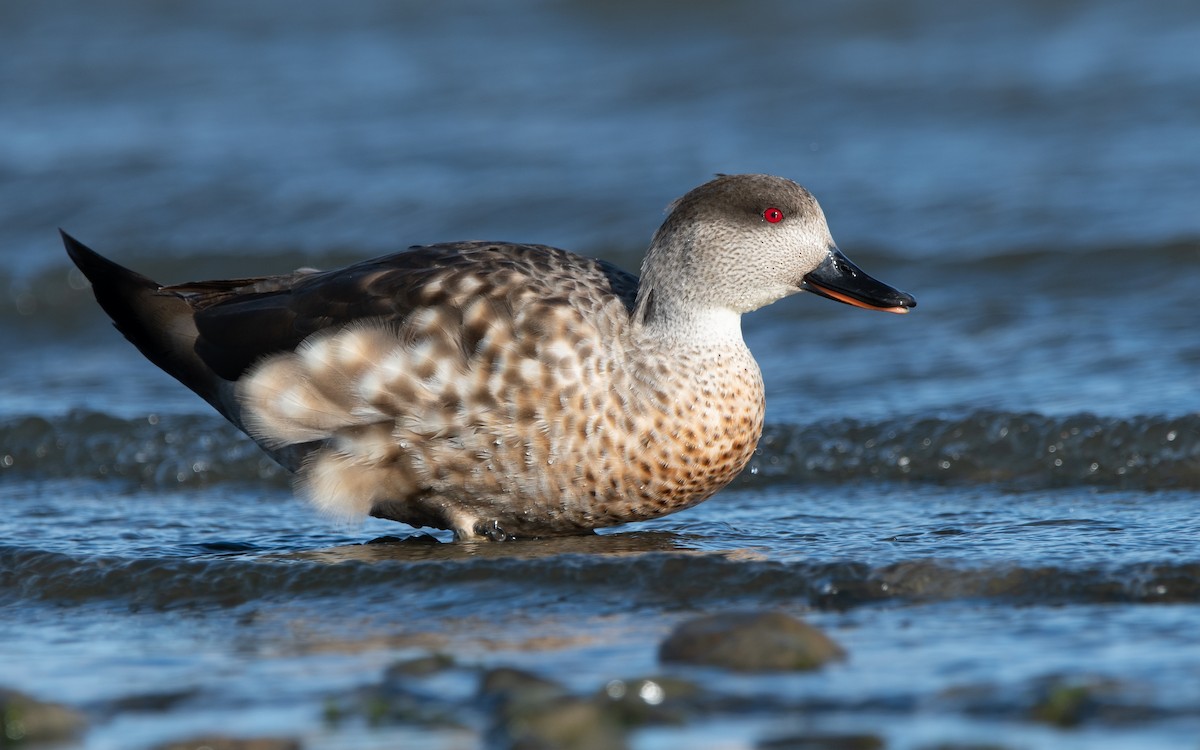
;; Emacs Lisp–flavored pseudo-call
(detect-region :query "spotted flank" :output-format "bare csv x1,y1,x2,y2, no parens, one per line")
63,174,915,539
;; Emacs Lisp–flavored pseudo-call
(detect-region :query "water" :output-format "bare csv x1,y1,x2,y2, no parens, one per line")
2,0,1199,748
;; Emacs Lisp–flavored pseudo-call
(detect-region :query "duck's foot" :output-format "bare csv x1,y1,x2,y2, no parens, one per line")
445,509,515,541
468,519,514,542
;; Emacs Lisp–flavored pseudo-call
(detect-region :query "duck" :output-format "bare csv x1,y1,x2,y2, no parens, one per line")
63,174,915,540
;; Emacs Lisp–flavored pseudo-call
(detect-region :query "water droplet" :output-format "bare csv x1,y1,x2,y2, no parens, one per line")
638,680,664,705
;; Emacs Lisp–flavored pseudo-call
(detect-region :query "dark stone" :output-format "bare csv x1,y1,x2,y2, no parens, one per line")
479,667,566,705
151,738,301,750
759,733,884,750
0,688,85,744
500,696,625,750
110,688,198,712
480,668,625,749
659,611,845,672
384,653,455,679
1029,680,1100,727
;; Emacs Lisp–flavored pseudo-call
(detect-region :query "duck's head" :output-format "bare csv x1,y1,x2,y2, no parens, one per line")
637,174,915,325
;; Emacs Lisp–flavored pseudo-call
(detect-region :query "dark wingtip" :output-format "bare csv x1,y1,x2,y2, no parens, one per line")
61,229,102,278
56,231,224,412
60,231,162,292
60,227,83,257
59,228,85,252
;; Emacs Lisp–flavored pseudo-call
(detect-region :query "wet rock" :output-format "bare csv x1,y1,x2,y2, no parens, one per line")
759,733,884,749
152,738,300,750
109,688,198,713
366,533,441,545
327,656,467,730
946,674,1160,728
481,668,625,750
596,676,696,726
1028,674,1167,727
479,667,568,709
344,690,463,730
383,653,455,679
500,696,625,750
1029,680,1100,727
659,611,845,672
916,739,1012,744
0,688,85,745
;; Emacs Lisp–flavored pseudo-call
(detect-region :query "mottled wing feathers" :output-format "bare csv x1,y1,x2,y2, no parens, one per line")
167,242,639,382
228,242,644,526
165,269,322,310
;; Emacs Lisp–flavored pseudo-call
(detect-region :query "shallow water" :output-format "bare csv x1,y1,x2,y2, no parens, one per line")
2,0,1199,748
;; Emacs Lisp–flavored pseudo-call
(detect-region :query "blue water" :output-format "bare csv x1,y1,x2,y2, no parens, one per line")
2,0,1199,748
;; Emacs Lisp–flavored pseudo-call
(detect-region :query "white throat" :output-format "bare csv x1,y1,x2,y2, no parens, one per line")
641,304,747,349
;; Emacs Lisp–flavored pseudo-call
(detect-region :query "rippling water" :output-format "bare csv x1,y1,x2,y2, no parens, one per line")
2,0,1199,748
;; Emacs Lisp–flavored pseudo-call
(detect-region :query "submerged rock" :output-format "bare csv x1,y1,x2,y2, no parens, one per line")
0,688,85,745
500,696,625,750
758,733,884,749
152,738,301,750
597,676,697,726
109,688,199,713
945,673,1158,730
659,611,845,672
1028,677,1109,728
479,667,568,709
481,668,625,750
326,653,467,730
383,653,455,679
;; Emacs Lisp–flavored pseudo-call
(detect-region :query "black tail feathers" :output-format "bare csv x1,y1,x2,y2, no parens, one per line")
61,231,224,414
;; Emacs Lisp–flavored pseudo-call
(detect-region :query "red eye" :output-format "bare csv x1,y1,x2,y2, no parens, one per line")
763,207,783,223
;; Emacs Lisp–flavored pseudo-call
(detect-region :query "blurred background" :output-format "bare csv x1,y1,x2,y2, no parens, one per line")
2,0,1195,257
